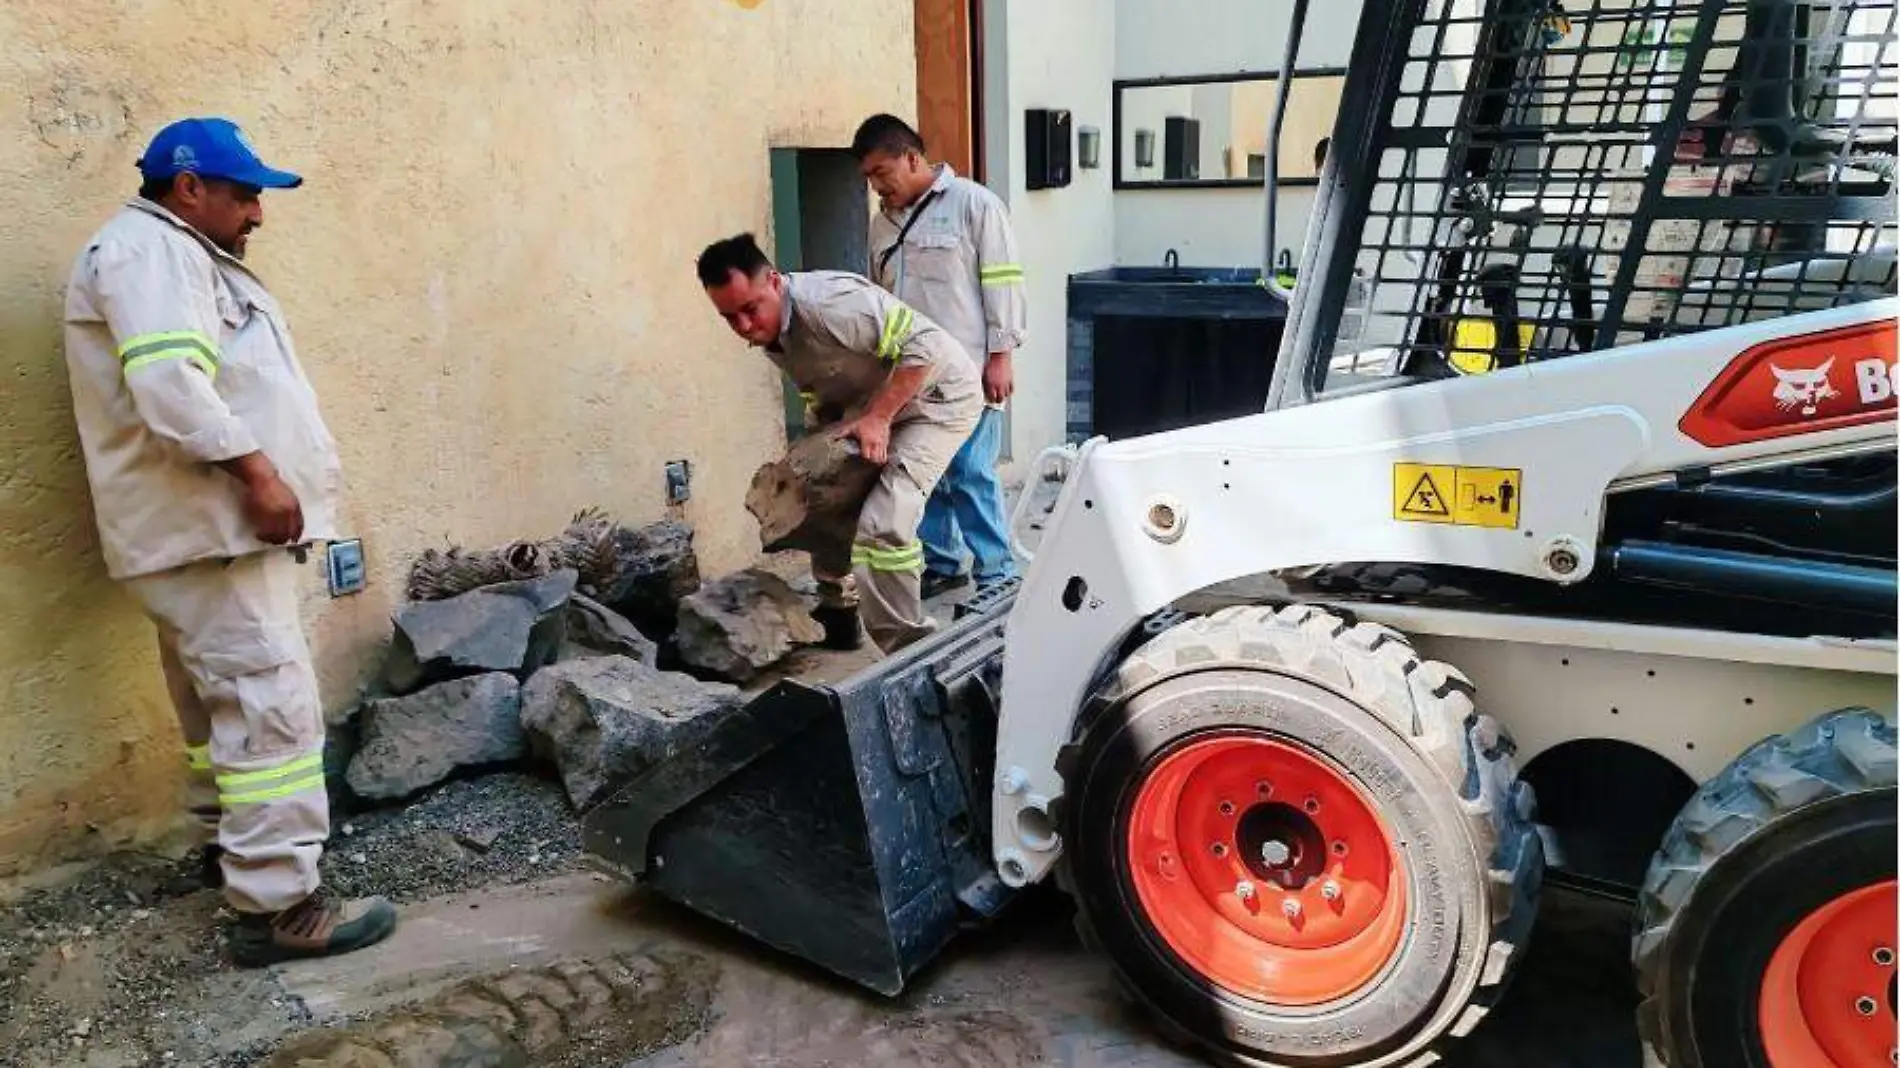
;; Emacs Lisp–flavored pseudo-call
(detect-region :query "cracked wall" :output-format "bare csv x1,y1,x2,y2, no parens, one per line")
0,0,911,877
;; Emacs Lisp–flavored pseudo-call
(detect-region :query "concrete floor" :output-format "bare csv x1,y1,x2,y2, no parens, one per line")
271,870,1643,1067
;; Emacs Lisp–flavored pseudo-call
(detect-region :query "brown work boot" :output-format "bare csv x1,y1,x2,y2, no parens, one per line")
810,604,863,651
228,888,398,968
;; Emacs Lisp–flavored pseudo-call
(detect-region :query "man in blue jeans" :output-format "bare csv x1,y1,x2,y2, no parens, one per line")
854,114,1026,596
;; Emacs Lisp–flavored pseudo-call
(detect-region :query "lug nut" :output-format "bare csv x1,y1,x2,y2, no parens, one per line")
1236,880,1256,902
1256,781,1273,798
1261,840,1292,866
1331,840,1349,857
1211,842,1229,858
1282,898,1303,920
1219,800,1236,817
1303,796,1321,814
1322,880,1341,902
1876,947,1895,967
1857,996,1879,1016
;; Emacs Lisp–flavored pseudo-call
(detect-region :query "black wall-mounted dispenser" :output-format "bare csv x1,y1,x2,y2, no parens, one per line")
1025,107,1072,189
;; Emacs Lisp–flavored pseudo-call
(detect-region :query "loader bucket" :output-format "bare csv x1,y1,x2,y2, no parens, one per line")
578,580,1021,996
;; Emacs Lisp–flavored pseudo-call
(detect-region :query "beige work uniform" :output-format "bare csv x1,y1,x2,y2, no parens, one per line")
869,163,1028,401
767,271,983,652
63,198,342,914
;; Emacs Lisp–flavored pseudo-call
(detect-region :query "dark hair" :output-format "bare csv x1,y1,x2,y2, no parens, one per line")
138,174,176,201
850,114,925,161
1313,137,1331,169
695,233,773,288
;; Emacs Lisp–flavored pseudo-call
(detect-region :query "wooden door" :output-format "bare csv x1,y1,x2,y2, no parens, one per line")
913,0,981,180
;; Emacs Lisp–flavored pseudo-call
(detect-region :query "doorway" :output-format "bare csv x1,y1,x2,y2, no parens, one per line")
768,148,871,438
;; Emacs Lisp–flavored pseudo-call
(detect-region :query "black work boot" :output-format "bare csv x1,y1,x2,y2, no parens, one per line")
810,604,863,651
228,889,398,968
920,571,970,600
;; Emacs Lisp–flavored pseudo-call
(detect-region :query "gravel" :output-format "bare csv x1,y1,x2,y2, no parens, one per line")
0,772,583,1067
320,772,582,904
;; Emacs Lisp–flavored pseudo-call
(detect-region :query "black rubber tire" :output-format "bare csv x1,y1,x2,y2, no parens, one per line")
1631,707,1898,1067
1056,604,1543,1067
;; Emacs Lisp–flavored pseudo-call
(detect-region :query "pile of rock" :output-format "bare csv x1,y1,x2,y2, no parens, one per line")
336,514,834,815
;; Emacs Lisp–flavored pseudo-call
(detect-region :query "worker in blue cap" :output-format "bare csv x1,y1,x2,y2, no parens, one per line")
62,117,397,967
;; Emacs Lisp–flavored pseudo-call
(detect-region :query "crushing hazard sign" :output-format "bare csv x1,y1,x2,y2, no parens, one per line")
1393,463,1521,529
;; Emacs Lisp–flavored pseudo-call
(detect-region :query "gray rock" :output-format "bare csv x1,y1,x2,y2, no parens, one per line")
674,568,825,684
384,570,578,694
519,656,743,810
594,521,700,638
558,593,659,665
345,674,525,801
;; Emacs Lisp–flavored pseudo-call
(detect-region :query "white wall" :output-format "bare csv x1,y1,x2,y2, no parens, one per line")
987,0,1117,459
1113,0,1360,268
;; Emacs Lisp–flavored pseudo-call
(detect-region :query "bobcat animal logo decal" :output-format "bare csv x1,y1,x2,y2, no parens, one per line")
1769,358,1840,417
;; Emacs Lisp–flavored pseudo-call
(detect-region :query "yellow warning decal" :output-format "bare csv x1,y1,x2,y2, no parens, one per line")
1393,463,1521,529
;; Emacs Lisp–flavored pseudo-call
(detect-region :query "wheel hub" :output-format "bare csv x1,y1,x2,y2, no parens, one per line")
1124,733,1408,1005
1759,880,1899,1068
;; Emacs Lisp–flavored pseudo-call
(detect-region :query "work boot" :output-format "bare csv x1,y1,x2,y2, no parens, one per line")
228,888,398,968
920,571,969,600
810,604,863,651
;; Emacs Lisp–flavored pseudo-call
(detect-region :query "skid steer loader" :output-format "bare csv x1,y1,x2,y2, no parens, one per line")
583,0,1898,1063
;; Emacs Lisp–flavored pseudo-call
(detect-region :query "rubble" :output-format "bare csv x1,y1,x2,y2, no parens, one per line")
560,593,660,665
744,432,879,555
345,673,526,802
519,656,743,809
592,519,701,638
674,568,824,683
382,569,577,694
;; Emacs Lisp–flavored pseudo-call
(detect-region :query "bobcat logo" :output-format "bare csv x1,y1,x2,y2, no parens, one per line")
1770,358,1839,417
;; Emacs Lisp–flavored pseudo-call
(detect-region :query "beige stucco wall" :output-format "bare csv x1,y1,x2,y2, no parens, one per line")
0,0,913,877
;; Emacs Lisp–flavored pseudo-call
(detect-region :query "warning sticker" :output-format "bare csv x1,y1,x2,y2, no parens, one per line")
1393,463,1521,529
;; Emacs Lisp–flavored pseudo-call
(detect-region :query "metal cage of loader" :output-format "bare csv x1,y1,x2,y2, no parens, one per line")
1271,0,1897,404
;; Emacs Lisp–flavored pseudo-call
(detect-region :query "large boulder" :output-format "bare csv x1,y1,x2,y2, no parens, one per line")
345,673,525,802
593,520,702,639
383,570,577,694
519,656,743,810
674,568,824,684
744,433,879,554
559,593,660,665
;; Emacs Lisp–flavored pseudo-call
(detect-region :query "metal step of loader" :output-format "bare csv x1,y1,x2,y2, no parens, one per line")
579,578,1021,996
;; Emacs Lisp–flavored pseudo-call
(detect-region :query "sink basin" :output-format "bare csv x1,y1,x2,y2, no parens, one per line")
1067,264,1286,321
1069,265,1266,286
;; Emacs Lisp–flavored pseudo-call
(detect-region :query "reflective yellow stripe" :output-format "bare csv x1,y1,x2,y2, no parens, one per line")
877,305,915,363
851,541,925,572
798,391,817,405
185,745,211,772
217,751,325,806
118,331,219,380
221,771,327,806
979,264,1025,286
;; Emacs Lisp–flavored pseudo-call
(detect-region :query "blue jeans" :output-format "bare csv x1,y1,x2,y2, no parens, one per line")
919,407,1017,585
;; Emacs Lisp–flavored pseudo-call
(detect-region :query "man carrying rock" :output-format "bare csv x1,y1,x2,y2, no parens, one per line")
696,233,982,654
853,114,1027,599
62,117,397,966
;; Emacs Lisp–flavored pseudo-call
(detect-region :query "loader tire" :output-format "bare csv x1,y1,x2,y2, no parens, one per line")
1631,707,1897,1068
1057,604,1542,1067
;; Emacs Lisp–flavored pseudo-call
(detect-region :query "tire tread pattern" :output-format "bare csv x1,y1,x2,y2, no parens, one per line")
1059,603,1543,1067
1629,706,1898,1062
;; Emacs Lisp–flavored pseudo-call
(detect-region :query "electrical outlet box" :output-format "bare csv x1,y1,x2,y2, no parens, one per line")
665,459,692,504
327,539,367,597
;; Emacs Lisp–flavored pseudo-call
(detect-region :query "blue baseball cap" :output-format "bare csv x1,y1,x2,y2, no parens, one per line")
136,117,303,189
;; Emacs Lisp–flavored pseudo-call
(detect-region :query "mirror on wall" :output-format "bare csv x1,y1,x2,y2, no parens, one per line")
1114,70,1346,188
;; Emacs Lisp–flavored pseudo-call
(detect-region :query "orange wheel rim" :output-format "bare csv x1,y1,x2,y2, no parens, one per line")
1124,733,1408,1005
1759,881,1898,1068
